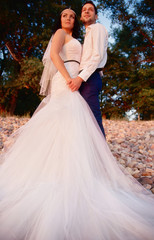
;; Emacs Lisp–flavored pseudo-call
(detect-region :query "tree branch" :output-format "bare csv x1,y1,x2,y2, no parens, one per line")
5,41,22,63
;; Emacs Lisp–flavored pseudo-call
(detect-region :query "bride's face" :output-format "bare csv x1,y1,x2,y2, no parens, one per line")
61,9,75,32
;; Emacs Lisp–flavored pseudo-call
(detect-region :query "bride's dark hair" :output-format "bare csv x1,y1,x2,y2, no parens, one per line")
53,8,80,39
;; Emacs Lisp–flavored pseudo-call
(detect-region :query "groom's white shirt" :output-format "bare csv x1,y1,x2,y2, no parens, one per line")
78,23,108,81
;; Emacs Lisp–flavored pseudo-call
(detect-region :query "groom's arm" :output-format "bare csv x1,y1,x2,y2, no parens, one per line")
78,24,108,82
68,24,108,91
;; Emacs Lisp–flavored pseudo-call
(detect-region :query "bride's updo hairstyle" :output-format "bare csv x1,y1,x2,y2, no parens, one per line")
53,8,80,39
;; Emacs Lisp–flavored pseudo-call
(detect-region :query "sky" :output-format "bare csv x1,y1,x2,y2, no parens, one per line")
98,11,115,44
94,0,114,44
98,12,111,32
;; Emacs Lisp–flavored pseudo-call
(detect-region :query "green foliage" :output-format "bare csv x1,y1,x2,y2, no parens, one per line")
0,0,153,119
14,88,41,116
0,57,43,114
0,0,84,115
133,65,154,120
98,0,154,120
19,57,43,92
100,48,133,119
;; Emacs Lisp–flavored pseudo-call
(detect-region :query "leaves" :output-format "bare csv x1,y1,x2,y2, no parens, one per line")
98,0,154,120
0,0,153,119
0,0,84,115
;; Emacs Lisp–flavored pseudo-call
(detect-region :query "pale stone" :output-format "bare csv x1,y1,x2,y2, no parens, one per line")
119,159,125,165
139,177,153,185
149,131,154,137
136,163,146,169
125,167,133,175
142,171,152,177
146,163,153,168
127,161,137,168
117,139,123,144
148,150,153,155
132,170,141,179
132,172,141,178
139,145,144,150
145,168,154,174
151,188,154,194
143,184,152,190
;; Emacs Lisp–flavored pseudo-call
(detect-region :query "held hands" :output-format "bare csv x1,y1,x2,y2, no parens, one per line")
67,76,83,92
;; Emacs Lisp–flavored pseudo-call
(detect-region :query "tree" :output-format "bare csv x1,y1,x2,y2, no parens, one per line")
100,48,134,119
1,0,153,119
0,0,83,115
98,0,154,119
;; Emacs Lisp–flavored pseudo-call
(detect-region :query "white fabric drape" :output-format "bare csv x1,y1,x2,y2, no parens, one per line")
39,35,57,96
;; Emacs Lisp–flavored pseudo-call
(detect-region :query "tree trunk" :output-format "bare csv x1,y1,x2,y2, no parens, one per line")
9,95,17,115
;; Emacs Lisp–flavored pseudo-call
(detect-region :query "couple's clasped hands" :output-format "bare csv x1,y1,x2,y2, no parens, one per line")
67,76,83,92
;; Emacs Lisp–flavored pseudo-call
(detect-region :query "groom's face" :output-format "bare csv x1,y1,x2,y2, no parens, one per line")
80,3,98,26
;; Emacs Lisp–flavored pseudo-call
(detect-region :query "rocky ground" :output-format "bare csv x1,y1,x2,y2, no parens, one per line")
0,116,154,193
104,120,154,193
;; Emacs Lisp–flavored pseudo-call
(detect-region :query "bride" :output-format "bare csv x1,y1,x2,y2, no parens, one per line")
0,8,153,240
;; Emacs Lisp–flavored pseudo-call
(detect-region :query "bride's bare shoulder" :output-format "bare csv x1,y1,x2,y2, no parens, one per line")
51,29,66,47
53,29,66,39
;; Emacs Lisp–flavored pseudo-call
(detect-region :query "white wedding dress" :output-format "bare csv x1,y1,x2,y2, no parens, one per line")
0,38,153,240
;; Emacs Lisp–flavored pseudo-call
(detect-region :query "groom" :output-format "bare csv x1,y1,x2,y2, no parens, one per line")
68,1,108,137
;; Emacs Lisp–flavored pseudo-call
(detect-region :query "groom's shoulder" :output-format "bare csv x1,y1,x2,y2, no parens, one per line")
91,23,108,34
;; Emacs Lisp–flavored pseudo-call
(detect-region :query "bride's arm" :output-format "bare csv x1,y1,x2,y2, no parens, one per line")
50,29,71,83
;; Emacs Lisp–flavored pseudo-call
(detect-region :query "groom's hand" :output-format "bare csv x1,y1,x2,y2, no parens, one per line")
68,76,83,92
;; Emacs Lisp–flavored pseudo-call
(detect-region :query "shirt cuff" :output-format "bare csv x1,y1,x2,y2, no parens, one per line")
78,71,89,82
78,69,103,81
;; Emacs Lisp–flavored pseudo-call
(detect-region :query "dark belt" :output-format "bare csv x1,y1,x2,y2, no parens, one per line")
95,68,103,72
64,60,80,64
79,68,102,74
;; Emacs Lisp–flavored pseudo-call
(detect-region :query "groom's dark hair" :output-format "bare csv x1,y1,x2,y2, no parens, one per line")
82,1,98,15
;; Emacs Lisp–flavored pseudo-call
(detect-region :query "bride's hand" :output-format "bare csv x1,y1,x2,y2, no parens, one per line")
68,77,83,92
66,77,72,84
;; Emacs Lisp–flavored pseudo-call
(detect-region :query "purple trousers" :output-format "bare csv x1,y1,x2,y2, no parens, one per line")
79,71,106,137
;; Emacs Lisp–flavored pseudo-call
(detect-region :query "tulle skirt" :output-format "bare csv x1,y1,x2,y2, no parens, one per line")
0,69,154,240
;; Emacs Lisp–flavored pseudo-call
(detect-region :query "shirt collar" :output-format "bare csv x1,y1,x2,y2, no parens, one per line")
85,23,96,34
